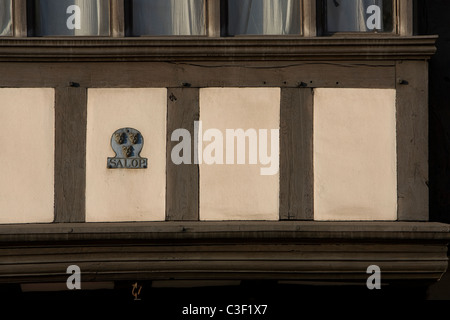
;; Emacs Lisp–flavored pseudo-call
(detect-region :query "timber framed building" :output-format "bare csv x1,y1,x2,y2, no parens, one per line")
0,0,448,301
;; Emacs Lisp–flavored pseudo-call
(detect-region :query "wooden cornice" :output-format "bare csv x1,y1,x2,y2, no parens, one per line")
0,36,438,62
0,222,448,285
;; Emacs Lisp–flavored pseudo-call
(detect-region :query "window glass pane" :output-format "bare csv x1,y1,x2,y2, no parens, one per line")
226,0,301,36
325,0,394,33
130,0,205,36
0,0,12,36
34,0,110,36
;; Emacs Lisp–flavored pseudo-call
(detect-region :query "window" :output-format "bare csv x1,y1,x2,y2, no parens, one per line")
0,0,12,36
30,0,110,36
7,0,409,38
323,0,394,34
127,0,206,36
223,0,301,36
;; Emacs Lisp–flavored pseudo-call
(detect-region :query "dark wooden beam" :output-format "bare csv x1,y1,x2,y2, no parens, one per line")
280,88,314,220
0,61,396,89
0,221,448,241
166,88,199,221
54,86,87,223
396,60,429,221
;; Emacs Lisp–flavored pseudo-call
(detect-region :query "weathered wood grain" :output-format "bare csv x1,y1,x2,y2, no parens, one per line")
280,88,314,220
0,61,396,89
207,0,220,37
166,88,199,221
396,61,429,221
111,0,125,37
0,221,448,284
13,0,27,37
303,0,317,37
399,0,414,36
54,86,87,223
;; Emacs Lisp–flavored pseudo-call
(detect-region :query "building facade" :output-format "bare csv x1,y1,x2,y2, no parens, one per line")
0,0,449,303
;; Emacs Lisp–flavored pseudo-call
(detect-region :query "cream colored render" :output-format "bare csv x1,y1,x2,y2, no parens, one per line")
86,88,166,222
199,88,280,221
314,88,397,221
0,88,55,224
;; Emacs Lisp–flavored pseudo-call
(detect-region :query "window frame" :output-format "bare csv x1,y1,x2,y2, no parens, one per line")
317,0,398,36
316,0,414,37
26,0,112,37
123,0,208,37
0,0,14,37
219,0,304,37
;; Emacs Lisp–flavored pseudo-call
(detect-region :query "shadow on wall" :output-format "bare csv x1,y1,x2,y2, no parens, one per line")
417,0,450,223
0,281,433,304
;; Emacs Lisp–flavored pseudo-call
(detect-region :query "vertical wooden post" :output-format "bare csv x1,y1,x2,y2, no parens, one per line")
396,61,429,221
166,88,200,221
54,86,87,223
399,0,414,36
111,0,125,37
13,0,27,37
280,88,314,220
303,0,317,37
207,0,221,37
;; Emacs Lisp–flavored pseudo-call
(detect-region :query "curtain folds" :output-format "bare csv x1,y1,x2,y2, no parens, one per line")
326,0,384,32
132,0,205,36
227,0,301,35
0,0,12,36
35,0,109,36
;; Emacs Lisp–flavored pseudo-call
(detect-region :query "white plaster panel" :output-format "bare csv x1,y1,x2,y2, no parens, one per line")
314,88,397,221
199,88,280,221
86,88,166,222
0,88,55,224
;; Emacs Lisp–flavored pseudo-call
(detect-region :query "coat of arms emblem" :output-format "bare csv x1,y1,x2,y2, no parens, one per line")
107,128,148,169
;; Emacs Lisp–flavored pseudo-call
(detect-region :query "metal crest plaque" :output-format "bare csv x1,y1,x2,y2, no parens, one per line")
107,128,148,169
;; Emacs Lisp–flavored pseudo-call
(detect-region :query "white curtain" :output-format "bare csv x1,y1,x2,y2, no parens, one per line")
36,0,109,36
0,0,12,36
228,0,300,35
132,0,205,36
326,0,384,32
74,0,109,36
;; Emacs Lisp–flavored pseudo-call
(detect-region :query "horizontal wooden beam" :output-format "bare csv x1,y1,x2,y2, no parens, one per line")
0,61,396,89
0,222,448,242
